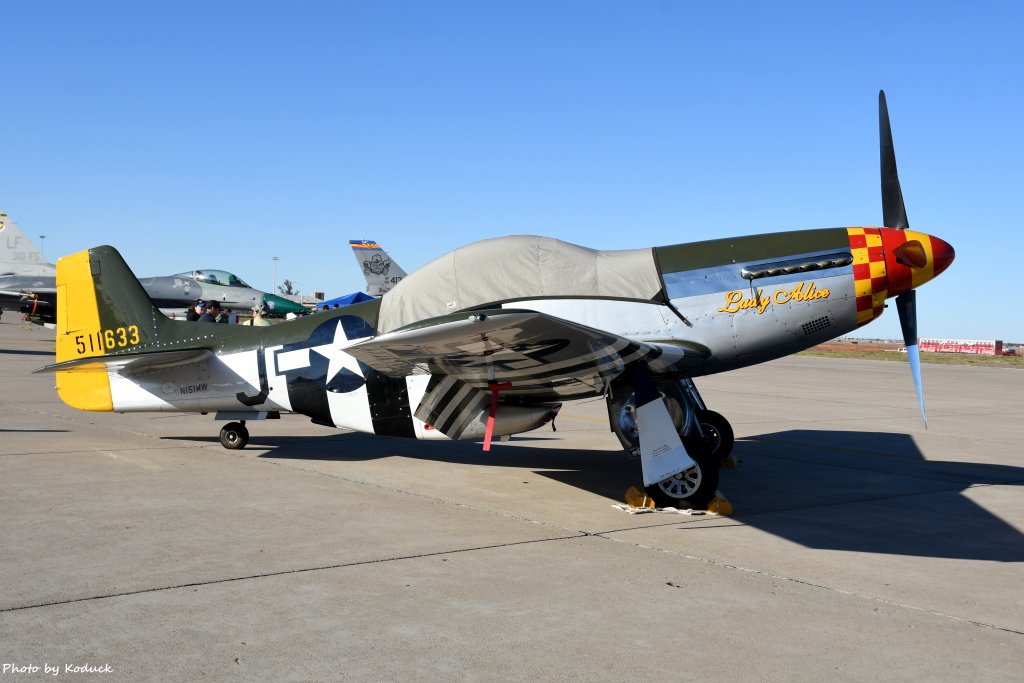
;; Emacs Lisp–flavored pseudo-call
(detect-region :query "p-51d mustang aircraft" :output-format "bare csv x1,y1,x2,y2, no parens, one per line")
37,93,954,508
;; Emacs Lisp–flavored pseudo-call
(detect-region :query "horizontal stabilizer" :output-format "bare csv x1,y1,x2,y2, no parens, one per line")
35,348,212,375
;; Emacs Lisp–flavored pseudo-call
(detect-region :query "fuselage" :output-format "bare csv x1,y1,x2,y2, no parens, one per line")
82,227,954,442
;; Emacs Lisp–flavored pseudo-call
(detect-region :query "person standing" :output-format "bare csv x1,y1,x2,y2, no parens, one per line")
198,300,228,323
185,300,205,321
245,306,272,327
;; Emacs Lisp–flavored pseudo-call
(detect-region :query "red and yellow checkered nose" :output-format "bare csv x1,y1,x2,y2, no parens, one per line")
847,228,955,326
879,228,955,297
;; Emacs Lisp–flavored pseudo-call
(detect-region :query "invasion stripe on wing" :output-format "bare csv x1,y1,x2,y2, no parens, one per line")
415,375,490,437
428,339,650,383
413,339,662,437
480,342,652,385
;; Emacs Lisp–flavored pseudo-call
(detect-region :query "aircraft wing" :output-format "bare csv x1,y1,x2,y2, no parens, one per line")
352,309,639,378
33,348,212,374
348,308,683,397
347,308,689,441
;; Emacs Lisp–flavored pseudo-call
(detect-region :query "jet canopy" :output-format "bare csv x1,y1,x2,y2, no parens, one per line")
176,269,251,288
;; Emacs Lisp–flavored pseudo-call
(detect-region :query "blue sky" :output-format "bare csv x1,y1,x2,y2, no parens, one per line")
2,1,1021,340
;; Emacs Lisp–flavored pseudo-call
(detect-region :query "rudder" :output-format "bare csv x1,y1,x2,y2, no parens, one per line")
56,245,174,361
54,246,175,410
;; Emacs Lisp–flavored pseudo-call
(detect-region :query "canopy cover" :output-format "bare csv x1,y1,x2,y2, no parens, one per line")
377,235,663,333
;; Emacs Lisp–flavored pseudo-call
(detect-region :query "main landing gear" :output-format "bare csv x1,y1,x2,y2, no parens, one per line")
219,421,249,450
679,379,735,465
609,377,735,509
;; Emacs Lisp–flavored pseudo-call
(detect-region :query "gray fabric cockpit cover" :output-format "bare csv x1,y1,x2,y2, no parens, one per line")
377,235,663,334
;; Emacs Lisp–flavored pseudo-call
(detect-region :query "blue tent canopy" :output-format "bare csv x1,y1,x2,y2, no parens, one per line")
316,291,374,309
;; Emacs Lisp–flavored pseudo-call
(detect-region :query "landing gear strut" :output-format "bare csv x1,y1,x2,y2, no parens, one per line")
219,420,249,449
608,376,735,509
679,379,735,464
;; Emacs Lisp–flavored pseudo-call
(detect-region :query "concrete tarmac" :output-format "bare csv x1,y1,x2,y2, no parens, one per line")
1,317,1022,681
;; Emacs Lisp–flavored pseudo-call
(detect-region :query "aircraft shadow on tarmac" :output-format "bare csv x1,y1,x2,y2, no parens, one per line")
173,428,1024,562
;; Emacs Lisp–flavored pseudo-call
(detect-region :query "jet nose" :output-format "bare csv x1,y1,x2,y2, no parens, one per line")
879,228,956,298
262,293,307,316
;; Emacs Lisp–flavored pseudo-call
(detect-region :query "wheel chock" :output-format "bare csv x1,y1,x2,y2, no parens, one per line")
707,491,733,515
624,485,656,509
720,455,739,468
621,486,732,514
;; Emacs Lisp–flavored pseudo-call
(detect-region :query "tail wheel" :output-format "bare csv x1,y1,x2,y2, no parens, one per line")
219,422,249,450
643,449,720,509
684,410,735,463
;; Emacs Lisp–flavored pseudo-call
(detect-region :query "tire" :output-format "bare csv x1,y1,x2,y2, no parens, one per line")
219,422,249,450
684,410,735,463
611,394,721,509
643,449,720,509
610,392,684,460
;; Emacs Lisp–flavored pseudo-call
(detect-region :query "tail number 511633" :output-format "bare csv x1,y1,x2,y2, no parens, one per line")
74,325,140,354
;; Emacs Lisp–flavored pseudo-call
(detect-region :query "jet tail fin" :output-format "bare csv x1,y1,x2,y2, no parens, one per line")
0,212,54,277
349,239,407,296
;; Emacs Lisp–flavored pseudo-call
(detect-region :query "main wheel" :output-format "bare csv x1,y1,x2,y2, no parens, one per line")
643,449,720,509
219,422,249,450
611,392,684,460
683,410,735,463
611,394,720,509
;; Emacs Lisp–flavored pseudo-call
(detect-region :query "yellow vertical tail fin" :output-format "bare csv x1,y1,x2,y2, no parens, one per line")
53,246,171,411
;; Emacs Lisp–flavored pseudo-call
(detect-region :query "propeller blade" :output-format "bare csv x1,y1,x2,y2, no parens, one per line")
896,290,927,428
879,90,910,230
883,91,926,427
896,289,918,348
